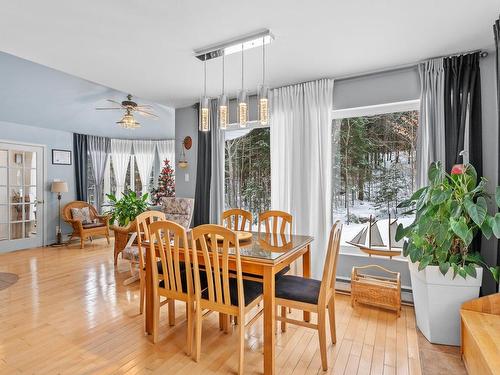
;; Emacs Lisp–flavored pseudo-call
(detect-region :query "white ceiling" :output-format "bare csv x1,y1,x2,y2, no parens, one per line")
0,0,498,108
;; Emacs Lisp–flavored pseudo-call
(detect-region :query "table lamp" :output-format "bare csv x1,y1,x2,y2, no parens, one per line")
51,181,68,246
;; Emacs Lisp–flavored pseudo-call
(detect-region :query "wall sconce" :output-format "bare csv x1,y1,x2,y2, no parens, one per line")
178,136,192,169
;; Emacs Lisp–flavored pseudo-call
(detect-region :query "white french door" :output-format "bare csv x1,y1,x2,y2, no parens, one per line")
0,142,45,252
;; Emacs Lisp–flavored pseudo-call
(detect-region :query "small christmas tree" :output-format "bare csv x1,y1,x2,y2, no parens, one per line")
151,159,175,205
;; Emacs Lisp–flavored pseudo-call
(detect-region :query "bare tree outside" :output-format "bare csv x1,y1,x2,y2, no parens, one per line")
224,128,271,225
332,110,418,229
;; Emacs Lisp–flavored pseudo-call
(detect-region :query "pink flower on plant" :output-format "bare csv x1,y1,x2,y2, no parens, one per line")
451,164,465,175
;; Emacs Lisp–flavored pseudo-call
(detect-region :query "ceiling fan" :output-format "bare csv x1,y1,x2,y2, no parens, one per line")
96,94,159,129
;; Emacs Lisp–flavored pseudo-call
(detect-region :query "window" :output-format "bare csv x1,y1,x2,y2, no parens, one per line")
331,102,419,248
224,127,271,225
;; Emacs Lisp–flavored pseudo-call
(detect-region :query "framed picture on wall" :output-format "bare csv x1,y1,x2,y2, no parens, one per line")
52,149,72,165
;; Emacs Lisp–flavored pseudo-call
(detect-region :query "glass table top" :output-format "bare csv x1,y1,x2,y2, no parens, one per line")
217,232,314,263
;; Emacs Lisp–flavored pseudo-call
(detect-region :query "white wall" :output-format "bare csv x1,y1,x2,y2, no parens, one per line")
0,120,76,249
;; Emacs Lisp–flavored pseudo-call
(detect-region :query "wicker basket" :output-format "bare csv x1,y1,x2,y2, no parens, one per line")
351,265,401,316
111,220,137,265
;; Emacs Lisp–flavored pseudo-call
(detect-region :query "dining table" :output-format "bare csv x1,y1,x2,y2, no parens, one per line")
143,230,314,375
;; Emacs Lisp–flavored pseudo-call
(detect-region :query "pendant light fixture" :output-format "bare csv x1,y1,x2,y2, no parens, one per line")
218,54,228,129
258,36,270,125
199,59,210,132
237,46,248,127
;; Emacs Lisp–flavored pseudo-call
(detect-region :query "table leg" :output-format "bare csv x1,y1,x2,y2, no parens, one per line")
303,244,311,322
145,247,154,334
263,266,275,375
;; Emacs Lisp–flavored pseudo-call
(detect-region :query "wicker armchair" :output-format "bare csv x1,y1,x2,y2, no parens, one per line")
62,201,110,249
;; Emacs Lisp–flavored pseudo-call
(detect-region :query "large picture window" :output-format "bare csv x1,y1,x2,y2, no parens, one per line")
331,103,419,248
224,127,271,225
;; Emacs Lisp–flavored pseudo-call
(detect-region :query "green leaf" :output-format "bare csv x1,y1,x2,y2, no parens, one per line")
428,162,442,185
458,267,467,279
464,264,477,278
452,263,459,279
430,188,451,205
395,223,407,242
439,262,450,276
465,252,483,264
397,199,413,209
409,245,423,263
410,187,428,201
435,223,450,246
489,266,500,283
464,196,487,226
481,217,493,240
418,255,433,271
451,218,473,246
464,164,478,189
492,213,500,238
496,187,500,208
402,240,410,257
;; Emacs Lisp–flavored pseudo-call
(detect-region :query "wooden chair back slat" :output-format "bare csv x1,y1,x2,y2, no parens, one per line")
149,220,192,295
318,221,342,307
222,209,253,232
136,211,166,271
191,225,243,310
258,210,292,235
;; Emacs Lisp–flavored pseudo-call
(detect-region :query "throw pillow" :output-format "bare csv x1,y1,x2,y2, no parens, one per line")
71,207,92,224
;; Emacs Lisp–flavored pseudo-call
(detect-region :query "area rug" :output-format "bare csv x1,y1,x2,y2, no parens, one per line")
0,272,19,291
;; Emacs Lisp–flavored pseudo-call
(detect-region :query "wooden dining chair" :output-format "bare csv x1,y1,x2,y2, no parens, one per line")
259,210,294,278
148,220,202,351
222,208,253,231
274,221,342,371
122,210,166,314
191,224,263,374
258,210,292,235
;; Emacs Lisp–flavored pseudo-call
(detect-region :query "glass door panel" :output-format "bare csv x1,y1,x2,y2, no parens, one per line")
0,143,44,251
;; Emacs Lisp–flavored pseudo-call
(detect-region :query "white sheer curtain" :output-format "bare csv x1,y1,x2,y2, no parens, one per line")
88,135,110,212
417,58,446,188
156,140,176,168
133,140,156,196
270,78,334,278
111,139,132,198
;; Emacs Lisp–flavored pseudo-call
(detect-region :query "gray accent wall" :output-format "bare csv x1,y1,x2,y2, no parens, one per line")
479,52,499,295
0,120,76,249
175,105,198,200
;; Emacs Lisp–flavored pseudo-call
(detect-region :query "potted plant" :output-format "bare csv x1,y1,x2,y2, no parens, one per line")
396,162,500,346
104,191,150,265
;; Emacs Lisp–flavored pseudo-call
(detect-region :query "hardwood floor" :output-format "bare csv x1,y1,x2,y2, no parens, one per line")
0,239,424,374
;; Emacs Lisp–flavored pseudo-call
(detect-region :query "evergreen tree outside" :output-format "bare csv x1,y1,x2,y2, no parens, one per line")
151,159,175,205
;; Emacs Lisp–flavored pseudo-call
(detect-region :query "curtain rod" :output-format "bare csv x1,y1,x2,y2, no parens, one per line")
336,48,488,82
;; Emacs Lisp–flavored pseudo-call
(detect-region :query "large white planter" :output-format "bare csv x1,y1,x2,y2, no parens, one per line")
408,261,482,346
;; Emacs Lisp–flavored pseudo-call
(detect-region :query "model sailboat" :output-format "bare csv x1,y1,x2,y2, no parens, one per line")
346,214,403,258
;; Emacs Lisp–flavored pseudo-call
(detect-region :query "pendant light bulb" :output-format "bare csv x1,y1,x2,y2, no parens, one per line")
237,46,248,127
218,54,228,129
258,36,270,125
199,59,210,132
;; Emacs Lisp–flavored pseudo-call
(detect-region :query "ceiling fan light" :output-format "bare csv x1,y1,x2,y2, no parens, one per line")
117,113,140,129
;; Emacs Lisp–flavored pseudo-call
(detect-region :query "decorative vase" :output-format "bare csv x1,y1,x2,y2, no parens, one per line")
408,261,482,346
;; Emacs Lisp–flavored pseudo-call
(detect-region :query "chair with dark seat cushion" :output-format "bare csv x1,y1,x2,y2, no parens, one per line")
201,277,263,307
122,211,166,314
275,221,342,371
275,275,321,305
149,220,197,352
191,224,263,375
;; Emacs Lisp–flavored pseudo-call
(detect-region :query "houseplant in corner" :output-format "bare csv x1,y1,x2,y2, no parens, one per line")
104,191,150,265
396,162,500,346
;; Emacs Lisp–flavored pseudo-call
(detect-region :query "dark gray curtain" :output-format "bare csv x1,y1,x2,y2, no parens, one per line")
88,135,110,213
495,16,500,270
73,133,88,202
194,105,212,226
443,53,482,178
